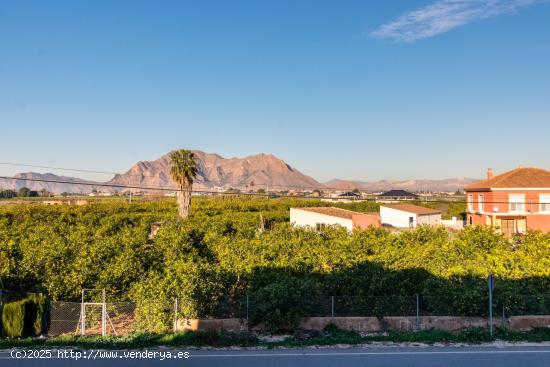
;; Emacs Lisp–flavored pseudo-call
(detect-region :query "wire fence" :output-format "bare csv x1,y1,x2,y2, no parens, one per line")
2,288,547,336
40,293,550,336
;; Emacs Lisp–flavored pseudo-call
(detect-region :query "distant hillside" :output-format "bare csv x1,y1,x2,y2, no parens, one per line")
1,150,479,194
325,178,478,193
0,172,105,194
0,151,323,194
108,150,323,191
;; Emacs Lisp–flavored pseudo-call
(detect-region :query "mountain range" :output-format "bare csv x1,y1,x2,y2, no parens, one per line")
0,150,477,194
0,172,107,194
324,178,477,193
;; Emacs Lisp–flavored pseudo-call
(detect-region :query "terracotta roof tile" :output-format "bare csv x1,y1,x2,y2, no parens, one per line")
464,167,550,191
296,207,362,220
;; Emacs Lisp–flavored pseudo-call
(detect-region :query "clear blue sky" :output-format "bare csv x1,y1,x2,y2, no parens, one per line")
1,0,549,182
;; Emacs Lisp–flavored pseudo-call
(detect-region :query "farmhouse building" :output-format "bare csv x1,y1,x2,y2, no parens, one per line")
380,204,442,228
464,167,550,235
323,191,362,203
290,207,380,231
336,191,360,199
376,190,418,203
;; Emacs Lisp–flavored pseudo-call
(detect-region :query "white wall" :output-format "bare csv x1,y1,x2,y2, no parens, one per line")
290,208,353,231
380,206,442,228
417,213,442,226
380,206,417,228
441,217,464,229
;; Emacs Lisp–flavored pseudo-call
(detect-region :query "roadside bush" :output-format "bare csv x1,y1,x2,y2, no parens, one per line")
1,300,26,337
161,330,257,347
1,296,49,338
29,295,49,335
249,277,324,333
456,327,492,343
133,302,172,334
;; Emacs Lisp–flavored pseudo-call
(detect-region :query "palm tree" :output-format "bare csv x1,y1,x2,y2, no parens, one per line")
170,149,198,219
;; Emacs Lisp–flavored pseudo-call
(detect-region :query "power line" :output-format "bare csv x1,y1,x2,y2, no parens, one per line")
2,175,550,206
0,162,121,176
0,175,320,199
0,175,219,194
0,161,343,190
0,161,473,193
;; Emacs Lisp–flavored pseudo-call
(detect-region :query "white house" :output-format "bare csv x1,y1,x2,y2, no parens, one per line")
380,204,442,228
290,207,380,231
290,207,355,231
321,191,362,203
376,190,418,203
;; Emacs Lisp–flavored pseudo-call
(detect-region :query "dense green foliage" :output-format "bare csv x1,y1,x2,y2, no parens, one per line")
1,197,549,332
0,190,17,199
16,188,39,198
1,300,25,337
30,294,49,336
2,326,550,348
0,295,47,337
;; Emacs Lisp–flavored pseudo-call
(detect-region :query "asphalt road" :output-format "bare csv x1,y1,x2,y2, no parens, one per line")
3,346,550,367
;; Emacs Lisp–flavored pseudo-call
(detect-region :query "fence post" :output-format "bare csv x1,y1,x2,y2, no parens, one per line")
173,298,178,333
488,273,494,338
246,295,249,332
416,294,420,331
331,296,335,318
101,289,106,337
81,290,85,336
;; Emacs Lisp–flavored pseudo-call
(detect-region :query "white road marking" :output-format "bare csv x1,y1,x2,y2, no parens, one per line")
188,350,550,357
1,349,550,359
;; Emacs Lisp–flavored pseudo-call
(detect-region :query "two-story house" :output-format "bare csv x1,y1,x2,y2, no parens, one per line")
464,167,550,235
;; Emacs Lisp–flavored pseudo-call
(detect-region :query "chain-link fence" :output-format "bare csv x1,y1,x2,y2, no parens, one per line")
169,293,550,323
495,295,550,318
48,301,139,336
49,302,81,336
10,292,550,336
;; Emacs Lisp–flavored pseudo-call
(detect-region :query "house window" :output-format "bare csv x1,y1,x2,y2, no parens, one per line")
509,194,525,213
478,194,484,212
541,195,550,213
467,195,473,211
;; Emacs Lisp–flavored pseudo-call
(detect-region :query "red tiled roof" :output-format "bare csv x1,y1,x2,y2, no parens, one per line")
296,207,362,220
464,167,550,191
381,204,441,215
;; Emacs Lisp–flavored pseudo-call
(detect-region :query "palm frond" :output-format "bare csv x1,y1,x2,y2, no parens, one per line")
169,149,198,189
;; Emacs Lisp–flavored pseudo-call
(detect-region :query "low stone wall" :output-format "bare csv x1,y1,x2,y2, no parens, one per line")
300,317,380,332
175,316,550,333
300,316,502,333
394,316,503,332
509,316,550,331
176,318,246,333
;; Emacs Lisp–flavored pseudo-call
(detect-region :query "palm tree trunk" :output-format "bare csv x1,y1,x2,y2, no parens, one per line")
176,187,192,219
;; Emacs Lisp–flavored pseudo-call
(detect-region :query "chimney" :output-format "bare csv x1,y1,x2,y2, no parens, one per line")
487,168,494,180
